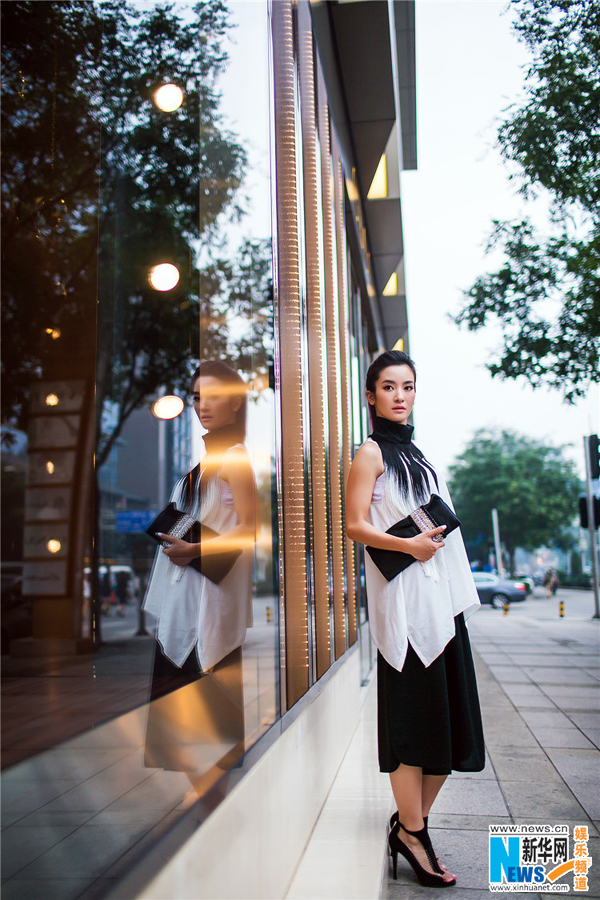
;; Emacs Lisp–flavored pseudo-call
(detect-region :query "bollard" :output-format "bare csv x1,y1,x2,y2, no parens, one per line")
559,600,564,618
503,601,509,616
266,606,272,623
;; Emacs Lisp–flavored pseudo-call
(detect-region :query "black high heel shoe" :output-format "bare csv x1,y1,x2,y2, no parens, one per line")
389,812,447,873
388,821,456,887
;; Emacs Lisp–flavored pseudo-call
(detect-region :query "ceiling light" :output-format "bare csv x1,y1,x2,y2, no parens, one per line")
149,263,180,292
367,154,387,199
154,84,184,112
383,272,398,296
152,395,185,419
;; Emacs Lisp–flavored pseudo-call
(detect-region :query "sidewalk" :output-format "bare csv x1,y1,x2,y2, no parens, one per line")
286,593,600,900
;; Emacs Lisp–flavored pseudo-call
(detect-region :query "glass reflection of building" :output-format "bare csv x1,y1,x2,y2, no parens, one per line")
1,1,416,896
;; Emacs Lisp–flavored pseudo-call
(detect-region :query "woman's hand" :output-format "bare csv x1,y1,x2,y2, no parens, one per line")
406,526,446,561
158,534,199,568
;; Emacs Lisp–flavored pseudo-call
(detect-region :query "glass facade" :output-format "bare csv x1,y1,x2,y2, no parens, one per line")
2,0,411,893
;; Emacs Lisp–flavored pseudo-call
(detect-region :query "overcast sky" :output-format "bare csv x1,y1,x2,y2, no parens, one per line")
216,1,599,480
402,0,598,478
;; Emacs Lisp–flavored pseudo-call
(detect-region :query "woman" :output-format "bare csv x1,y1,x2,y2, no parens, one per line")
346,350,484,888
143,361,258,780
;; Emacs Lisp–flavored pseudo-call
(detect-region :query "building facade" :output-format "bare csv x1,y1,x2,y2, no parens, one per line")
1,1,416,896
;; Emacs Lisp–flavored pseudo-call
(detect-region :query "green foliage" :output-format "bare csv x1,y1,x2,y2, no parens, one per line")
455,0,600,400
1,0,273,466
448,429,580,572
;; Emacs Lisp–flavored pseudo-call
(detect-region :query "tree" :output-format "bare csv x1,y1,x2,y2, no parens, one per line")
1,0,273,467
448,429,580,574
454,0,600,401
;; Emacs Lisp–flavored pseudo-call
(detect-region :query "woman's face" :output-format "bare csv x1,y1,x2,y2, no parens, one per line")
367,364,415,425
192,376,242,432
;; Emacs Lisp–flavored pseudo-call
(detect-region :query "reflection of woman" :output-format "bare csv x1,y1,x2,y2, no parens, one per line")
346,351,484,888
143,361,258,777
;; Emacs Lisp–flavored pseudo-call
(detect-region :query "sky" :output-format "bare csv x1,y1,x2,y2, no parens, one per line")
212,0,599,481
401,0,599,478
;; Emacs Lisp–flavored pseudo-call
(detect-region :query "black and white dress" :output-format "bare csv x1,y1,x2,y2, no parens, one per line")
364,418,485,776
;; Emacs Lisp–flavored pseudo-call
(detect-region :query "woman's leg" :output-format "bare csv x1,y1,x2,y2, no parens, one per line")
422,773,455,877
389,764,455,881
422,773,447,818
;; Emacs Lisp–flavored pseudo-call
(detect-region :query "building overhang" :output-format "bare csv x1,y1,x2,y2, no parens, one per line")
310,0,417,352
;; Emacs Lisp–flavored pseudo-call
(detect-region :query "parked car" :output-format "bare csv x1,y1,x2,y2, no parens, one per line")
514,574,535,595
472,572,528,609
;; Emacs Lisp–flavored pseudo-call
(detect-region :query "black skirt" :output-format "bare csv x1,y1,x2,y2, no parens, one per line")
377,613,485,775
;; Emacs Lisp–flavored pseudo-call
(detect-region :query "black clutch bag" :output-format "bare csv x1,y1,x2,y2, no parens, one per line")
365,494,460,582
145,502,242,585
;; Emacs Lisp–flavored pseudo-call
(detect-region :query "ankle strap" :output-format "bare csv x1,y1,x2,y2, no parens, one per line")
398,821,432,850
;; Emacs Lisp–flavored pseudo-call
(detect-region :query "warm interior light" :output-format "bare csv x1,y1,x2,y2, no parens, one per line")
367,154,387,199
149,263,180,292
383,272,398,296
154,84,184,112
45,328,61,339
47,540,61,554
46,461,55,474
392,337,404,351
152,395,185,419
45,393,59,407
345,177,359,202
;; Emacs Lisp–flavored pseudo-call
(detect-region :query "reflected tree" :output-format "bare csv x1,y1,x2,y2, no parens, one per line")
2,0,273,466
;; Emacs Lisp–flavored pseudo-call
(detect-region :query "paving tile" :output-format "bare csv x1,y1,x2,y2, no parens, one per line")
11,822,155,880
519,710,573,728
562,780,600,821
524,667,598,685
1,823,80,879
505,655,586,667
0,877,93,900
286,837,387,899
499,684,557,709
526,726,595,749
488,666,533,684
1,778,82,814
500,780,587,819
432,777,508,817
428,814,509,831
545,748,600,782
540,685,599,711
486,747,565,784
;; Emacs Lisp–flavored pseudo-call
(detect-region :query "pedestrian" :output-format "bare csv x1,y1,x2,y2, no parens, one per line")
100,570,113,616
544,567,558,598
345,350,485,888
114,570,130,617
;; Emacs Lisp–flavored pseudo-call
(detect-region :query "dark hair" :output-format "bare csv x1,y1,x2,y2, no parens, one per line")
191,361,247,441
180,361,248,512
365,350,416,428
366,350,437,502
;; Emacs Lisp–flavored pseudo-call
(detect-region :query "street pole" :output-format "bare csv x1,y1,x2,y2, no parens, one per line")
583,436,600,619
492,508,504,578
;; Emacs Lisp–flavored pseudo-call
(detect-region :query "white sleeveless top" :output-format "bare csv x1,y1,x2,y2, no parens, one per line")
364,439,479,672
143,446,254,670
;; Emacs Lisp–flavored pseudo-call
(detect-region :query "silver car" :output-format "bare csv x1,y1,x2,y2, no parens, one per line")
472,572,528,609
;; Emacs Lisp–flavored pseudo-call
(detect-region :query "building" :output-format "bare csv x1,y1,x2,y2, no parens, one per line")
1,1,416,896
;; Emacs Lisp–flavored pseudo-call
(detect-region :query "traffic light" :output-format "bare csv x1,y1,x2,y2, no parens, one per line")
589,434,600,480
579,495,600,529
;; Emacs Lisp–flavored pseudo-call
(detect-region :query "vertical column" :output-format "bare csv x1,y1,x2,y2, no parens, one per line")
333,137,357,647
317,64,346,659
298,2,331,679
272,0,309,706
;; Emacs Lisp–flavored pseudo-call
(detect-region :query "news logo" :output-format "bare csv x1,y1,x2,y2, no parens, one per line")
489,825,592,892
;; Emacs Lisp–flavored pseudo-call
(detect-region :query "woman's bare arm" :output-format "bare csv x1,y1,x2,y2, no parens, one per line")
345,441,445,562
161,447,259,566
